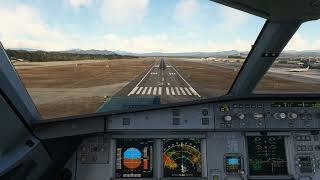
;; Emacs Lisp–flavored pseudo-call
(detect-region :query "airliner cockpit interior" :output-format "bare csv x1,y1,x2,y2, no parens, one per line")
1,0,320,180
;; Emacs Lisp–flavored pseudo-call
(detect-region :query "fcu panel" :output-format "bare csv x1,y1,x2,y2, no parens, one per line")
215,100,320,130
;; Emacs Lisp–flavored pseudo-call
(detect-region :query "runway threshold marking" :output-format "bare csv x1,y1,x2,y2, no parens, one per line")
128,87,139,96
184,87,192,95
170,87,176,95
169,63,201,98
158,87,162,95
175,87,181,95
141,87,148,95
147,87,152,95
166,87,170,95
189,87,200,96
128,63,155,96
180,87,186,95
153,87,158,95
129,86,199,96
136,87,143,95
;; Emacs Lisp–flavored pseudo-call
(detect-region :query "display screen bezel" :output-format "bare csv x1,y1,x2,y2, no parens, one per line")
115,138,154,178
246,135,289,177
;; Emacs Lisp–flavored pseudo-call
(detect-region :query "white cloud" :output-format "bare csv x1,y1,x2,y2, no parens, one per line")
216,5,251,31
100,0,149,26
285,33,320,51
207,38,252,52
99,33,172,53
174,0,199,25
68,0,91,8
0,5,63,40
0,4,73,51
97,33,253,53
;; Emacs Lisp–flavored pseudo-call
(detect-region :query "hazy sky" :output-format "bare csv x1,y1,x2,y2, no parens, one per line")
0,0,319,52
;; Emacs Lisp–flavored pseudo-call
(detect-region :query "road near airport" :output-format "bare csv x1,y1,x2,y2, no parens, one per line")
115,59,201,103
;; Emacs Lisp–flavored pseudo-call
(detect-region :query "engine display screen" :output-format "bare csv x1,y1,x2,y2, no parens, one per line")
163,138,202,177
225,155,242,174
115,139,153,178
247,136,288,176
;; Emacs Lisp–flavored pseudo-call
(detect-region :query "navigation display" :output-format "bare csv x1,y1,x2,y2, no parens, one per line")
247,136,288,176
163,138,202,177
116,139,153,178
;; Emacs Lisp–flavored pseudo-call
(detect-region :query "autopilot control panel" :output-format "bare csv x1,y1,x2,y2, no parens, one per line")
58,98,320,180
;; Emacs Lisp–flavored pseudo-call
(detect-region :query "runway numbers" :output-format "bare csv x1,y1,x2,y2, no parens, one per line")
151,72,158,75
128,86,199,97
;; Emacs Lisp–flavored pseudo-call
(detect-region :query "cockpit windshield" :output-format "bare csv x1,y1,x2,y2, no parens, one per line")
255,20,320,93
2,0,265,119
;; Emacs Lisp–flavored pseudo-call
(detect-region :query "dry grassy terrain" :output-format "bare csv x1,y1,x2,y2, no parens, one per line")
15,58,154,119
169,59,238,97
170,59,320,97
17,58,154,88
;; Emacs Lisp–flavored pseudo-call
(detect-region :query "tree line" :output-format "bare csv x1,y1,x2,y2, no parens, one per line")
6,49,137,62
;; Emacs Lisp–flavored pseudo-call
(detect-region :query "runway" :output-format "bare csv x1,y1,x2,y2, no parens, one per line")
116,59,201,104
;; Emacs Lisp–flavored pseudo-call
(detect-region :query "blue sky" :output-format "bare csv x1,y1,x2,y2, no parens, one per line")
0,0,319,52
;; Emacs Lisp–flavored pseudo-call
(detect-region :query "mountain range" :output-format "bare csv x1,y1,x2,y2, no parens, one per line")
62,49,116,55
9,48,320,58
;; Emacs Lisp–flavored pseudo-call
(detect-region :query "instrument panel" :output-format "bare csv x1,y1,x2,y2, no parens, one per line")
47,98,320,180
66,132,320,180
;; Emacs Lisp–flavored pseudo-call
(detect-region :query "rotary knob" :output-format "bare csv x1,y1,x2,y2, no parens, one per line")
237,113,245,120
274,112,286,119
288,112,298,119
224,115,232,122
254,113,264,119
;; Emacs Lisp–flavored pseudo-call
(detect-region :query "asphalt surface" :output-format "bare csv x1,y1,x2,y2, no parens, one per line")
115,59,201,104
